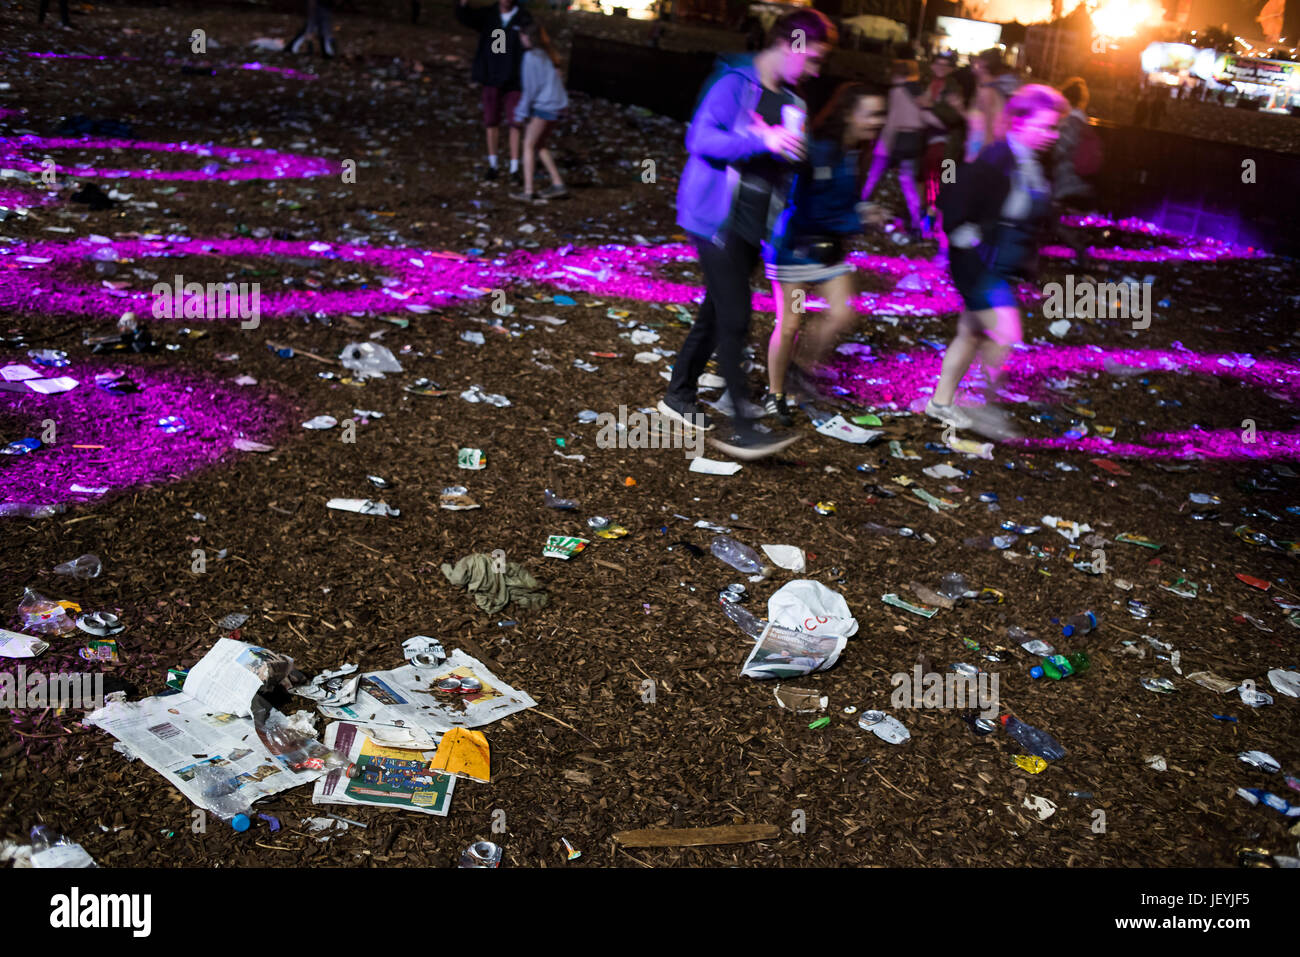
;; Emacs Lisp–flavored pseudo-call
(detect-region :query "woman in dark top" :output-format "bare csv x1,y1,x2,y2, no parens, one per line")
761,83,887,425
927,84,1068,440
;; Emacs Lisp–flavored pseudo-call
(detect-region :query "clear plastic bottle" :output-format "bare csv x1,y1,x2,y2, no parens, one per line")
1000,715,1067,760
30,825,98,868
710,535,763,575
1062,610,1099,637
53,553,103,579
963,533,1018,550
722,602,767,640
1030,652,1091,680
938,572,969,600
193,765,252,832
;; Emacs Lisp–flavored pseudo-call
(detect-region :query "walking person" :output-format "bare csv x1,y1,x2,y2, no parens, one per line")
1050,76,1100,257
762,84,887,426
964,48,1018,162
859,59,940,240
288,0,337,58
658,9,837,461
926,84,1068,440
510,23,569,203
456,0,534,184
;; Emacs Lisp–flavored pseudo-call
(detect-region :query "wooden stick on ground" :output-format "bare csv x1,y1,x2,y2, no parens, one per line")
613,824,779,848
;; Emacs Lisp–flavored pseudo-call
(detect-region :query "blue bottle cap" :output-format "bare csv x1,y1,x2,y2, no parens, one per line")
1062,625,1075,637
1030,666,1044,679
230,814,251,832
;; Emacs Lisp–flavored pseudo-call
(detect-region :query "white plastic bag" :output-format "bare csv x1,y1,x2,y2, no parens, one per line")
768,580,858,639
339,342,402,378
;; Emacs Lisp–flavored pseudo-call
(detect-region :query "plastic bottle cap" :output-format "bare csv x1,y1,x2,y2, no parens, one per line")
230,814,251,832
1062,625,1075,637
1030,666,1044,679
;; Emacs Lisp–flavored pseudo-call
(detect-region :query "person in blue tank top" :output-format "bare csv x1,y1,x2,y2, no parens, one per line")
760,83,887,426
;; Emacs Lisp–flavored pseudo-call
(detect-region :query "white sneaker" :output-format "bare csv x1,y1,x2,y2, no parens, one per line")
925,399,973,430
965,404,1023,441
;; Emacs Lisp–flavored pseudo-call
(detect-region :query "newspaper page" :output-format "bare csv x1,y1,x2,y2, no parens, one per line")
85,694,325,810
741,622,848,680
317,650,536,735
312,721,455,817
181,637,296,717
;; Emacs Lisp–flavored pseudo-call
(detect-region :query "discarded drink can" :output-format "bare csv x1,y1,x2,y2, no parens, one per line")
814,501,836,515
459,841,503,868
1127,599,1151,619
457,448,487,470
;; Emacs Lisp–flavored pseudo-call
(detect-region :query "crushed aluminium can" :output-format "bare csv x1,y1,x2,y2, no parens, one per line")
459,841,503,868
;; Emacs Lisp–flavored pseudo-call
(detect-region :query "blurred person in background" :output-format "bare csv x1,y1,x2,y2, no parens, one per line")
965,48,1019,162
289,0,337,58
860,59,942,241
510,22,570,203
457,0,534,184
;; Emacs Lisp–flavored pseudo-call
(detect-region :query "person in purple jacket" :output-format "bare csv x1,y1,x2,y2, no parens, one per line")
658,8,836,461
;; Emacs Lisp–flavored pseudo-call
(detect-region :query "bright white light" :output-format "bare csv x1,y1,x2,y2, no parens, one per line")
1092,0,1163,39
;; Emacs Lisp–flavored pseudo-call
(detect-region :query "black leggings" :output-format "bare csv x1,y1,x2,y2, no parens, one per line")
665,232,761,435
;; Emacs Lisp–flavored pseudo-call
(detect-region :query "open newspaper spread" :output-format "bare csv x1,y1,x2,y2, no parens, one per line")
86,638,323,812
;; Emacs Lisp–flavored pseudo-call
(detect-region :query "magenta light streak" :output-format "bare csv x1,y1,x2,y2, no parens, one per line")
1048,213,1268,262
0,135,335,181
0,360,291,507
0,185,56,208
16,50,317,82
833,344,1300,461
0,237,502,321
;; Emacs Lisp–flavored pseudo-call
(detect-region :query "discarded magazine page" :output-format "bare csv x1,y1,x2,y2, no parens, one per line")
317,650,536,734
741,623,847,680
312,721,455,817
182,637,297,718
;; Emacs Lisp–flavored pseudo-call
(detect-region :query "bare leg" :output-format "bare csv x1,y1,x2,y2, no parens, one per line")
522,119,543,194
508,125,522,164
898,159,924,232
803,272,856,369
768,281,802,395
534,121,561,186
975,305,1021,399
486,126,500,161
933,316,981,406
860,152,889,201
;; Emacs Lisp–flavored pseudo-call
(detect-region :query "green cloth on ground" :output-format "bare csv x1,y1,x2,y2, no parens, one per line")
440,552,548,615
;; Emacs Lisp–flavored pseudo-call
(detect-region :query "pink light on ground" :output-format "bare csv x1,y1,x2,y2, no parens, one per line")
0,135,336,181
0,359,291,508
0,237,502,321
832,344,1300,460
